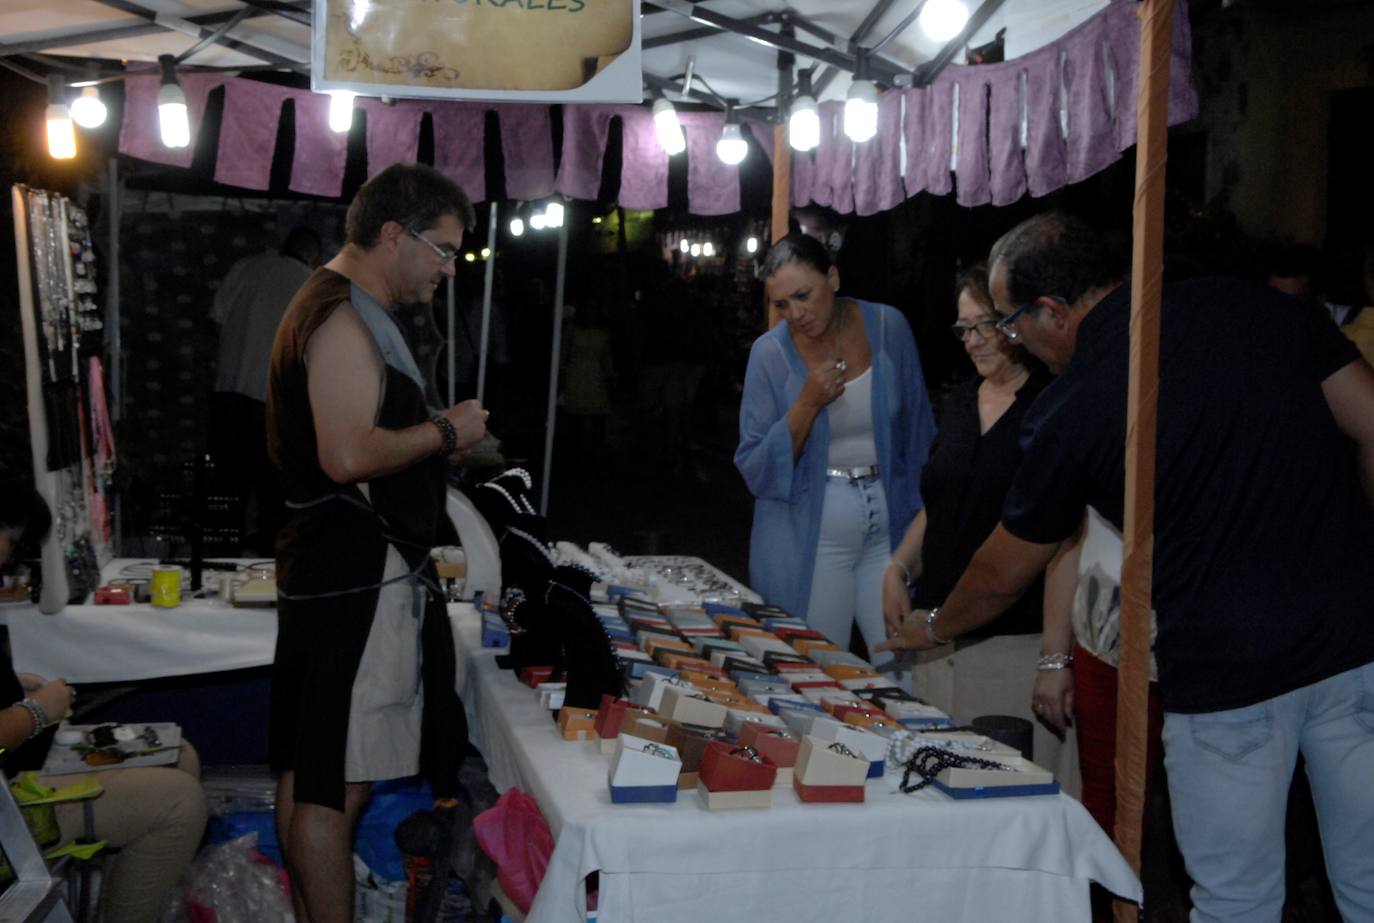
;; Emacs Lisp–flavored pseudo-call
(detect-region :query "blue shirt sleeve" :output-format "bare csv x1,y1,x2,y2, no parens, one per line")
735,335,800,501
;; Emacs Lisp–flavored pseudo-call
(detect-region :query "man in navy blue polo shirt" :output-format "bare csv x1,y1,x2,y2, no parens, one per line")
878,212,1374,922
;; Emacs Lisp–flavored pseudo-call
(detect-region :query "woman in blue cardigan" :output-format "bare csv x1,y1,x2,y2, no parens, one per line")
735,233,935,669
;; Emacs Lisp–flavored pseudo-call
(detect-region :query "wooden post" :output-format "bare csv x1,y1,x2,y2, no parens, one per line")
768,122,791,328
1116,0,1173,919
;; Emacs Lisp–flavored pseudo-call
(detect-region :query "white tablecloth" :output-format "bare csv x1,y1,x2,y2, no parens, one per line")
451,609,1143,923
6,559,471,688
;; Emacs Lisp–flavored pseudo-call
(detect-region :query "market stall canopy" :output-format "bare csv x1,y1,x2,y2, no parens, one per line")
3,0,1199,214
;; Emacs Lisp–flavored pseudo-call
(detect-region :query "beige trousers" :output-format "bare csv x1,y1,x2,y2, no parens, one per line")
46,743,208,923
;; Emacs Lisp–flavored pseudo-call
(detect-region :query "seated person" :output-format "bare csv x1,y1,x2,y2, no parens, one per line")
1,484,208,923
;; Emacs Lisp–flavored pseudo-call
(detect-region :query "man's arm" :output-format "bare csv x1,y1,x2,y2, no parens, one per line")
307,303,484,483
1322,358,1374,503
875,524,1060,653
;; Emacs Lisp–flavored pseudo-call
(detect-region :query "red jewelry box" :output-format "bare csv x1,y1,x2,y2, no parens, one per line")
699,740,777,792
594,694,655,741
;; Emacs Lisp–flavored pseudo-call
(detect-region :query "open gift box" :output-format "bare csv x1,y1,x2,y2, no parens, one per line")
609,734,682,804
629,672,697,711
741,726,801,785
595,695,658,753
621,712,674,745
809,722,888,778
658,685,728,728
723,708,786,738
698,741,777,809
557,706,598,741
665,722,730,790
793,735,868,803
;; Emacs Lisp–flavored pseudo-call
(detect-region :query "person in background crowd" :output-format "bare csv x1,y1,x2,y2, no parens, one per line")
1,484,207,923
736,232,935,673
267,164,487,923
882,264,1070,777
1266,242,1360,326
210,227,321,555
879,211,1374,923
1341,243,1374,365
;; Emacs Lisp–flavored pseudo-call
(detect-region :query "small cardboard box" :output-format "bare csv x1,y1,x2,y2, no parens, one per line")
723,709,786,737
621,713,673,745
518,665,555,688
699,740,777,792
644,635,693,657
557,706,597,741
594,695,656,752
713,614,762,631
681,670,737,693
629,672,697,711
792,638,844,658
823,663,880,681
696,780,773,810
793,735,868,802
752,731,801,786
658,685,728,729
773,627,829,643
609,734,681,804
666,722,730,790
536,682,566,711
809,722,888,778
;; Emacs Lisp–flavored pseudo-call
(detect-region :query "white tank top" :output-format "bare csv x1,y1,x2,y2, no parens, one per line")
826,367,878,468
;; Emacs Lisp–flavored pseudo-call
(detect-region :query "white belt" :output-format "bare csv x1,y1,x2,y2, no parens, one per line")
825,465,879,480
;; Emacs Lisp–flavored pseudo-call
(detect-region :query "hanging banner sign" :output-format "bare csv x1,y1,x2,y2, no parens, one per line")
313,0,641,103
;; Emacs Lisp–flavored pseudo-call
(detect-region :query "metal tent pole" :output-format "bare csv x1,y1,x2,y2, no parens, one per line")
446,277,456,406
539,214,570,517
478,200,499,404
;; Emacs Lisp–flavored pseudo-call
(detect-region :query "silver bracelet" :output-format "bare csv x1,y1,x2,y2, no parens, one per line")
18,698,48,740
1036,651,1075,672
924,607,951,646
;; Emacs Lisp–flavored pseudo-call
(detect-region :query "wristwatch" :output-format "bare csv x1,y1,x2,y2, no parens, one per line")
924,607,951,646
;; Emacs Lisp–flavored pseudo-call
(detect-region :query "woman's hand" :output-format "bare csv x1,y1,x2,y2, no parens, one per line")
1032,667,1074,736
799,361,846,412
16,672,46,693
31,677,75,725
882,565,911,639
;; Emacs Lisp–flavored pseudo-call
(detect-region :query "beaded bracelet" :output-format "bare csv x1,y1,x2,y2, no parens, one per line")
430,414,458,457
899,746,1016,794
18,698,48,741
1036,651,1075,672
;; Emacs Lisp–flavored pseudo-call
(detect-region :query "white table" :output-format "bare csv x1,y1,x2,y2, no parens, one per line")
450,609,1143,923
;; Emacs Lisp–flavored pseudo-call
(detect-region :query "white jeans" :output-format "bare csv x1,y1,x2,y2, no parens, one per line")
804,475,895,670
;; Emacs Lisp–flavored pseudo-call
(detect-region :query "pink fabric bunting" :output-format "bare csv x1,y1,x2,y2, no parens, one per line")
555,105,617,202
495,105,555,201
617,107,669,211
214,80,291,191
678,112,739,216
289,90,350,198
854,91,904,215
432,105,489,202
360,98,424,178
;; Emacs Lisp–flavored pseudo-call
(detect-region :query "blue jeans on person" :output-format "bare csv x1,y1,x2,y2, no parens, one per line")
1161,660,1374,923
804,475,893,671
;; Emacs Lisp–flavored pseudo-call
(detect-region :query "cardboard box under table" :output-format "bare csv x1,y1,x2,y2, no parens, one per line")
448,603,1142,923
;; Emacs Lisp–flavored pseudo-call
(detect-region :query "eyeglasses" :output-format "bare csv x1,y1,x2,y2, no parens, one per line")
949,319,1000,342
994,295,1065,341
406,227,459,264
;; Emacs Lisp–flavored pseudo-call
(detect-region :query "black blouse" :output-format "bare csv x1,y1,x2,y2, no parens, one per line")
911,369,1050,638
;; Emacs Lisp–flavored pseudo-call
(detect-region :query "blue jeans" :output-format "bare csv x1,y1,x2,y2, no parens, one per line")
805,475,893,670
1161,660,1374,923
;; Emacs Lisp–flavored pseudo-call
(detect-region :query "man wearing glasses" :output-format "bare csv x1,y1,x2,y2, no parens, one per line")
266,163,488,923
879,211,1374,922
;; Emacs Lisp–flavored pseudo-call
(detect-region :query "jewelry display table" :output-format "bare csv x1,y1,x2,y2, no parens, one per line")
449,608,1142,923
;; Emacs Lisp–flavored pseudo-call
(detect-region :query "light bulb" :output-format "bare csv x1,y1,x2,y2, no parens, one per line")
716,123,747,165
746,236,759,254
327,90,356,134
464,252,476,263
70,86,107,129
509,217,525,237
46,104,76,160
690,243,702,258
480,247,491,258
789,96,820,152
702,242,715,257
158,81,190,148
919,0,970,42
652,98,686,156
530,213,547,230
544,201,565,228
680,239,690,254
844,80,879,144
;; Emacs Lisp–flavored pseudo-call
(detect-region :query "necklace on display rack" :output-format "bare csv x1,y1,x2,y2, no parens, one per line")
832,300,847,374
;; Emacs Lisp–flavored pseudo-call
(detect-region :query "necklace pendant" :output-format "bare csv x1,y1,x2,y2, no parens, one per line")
835,358,847,372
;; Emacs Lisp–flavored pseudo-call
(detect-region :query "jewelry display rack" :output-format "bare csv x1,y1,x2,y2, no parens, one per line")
11,185,116,614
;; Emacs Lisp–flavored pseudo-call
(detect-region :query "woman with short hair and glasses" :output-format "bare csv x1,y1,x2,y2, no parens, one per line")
881,265,1073,779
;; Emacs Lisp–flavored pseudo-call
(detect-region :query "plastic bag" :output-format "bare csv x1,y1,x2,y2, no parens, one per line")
471,788,553,914
181,832,293,923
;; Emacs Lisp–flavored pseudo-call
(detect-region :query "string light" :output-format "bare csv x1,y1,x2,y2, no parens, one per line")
530,213,547,230
509,217,525,237
702,242,715,257
919,0,970,42
789,71,820,153
680,239,690,254
70,85,107,130
327,90,356,134
690,243,702,257
746,236,759,254
544,201,565,228
652,97,686,156
157,55,190,149
844,80,878,144
716,121,747,165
